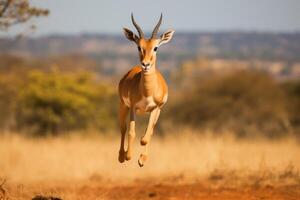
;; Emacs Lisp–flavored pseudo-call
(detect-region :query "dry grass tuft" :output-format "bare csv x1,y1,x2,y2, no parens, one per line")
0,179,9,200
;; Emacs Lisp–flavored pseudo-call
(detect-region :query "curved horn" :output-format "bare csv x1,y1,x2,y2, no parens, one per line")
151,13,163,38
131,13,144,38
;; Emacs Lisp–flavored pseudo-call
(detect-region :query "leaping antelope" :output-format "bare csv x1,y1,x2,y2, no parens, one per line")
118,14,174,167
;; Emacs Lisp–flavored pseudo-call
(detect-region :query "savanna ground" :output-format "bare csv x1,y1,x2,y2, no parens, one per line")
0,130,299,200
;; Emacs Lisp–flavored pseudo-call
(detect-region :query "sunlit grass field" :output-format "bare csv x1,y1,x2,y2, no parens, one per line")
0,130,299,199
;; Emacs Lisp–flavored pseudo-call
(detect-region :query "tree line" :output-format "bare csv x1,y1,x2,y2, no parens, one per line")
0,55,299,138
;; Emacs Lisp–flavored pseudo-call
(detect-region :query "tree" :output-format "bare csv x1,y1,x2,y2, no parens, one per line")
0,0,49,31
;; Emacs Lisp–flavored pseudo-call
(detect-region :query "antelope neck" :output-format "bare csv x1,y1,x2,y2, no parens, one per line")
140,66,157,97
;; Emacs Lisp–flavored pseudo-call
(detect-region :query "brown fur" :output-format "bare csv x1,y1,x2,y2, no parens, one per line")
119,66,168,110
118,14,174,167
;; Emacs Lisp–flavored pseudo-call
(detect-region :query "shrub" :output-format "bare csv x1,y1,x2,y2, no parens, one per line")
281,80,300,134
168,70,289,137
16,69,117,135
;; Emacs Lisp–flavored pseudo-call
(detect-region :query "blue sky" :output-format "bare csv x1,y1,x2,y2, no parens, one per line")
3,0,300,36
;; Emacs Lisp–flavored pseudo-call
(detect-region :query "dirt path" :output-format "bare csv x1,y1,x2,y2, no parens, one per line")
4,182,300,200
105,184,300,200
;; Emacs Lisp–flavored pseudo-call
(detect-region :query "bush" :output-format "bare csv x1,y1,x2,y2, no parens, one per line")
168,70,290,137
281,80,300,133
16,69,117,135
0,73,20,130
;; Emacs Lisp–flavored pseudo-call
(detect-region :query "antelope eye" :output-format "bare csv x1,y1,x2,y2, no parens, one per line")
138,46,141,51
154,47,158,51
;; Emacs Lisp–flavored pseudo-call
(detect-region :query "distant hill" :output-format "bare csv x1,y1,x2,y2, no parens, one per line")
1,32,300,62
0,32,300,79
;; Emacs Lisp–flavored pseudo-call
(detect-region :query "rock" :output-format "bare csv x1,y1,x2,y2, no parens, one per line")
32,195,62,200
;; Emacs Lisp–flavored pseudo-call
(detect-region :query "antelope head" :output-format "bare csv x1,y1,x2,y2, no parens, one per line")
123,14,175,72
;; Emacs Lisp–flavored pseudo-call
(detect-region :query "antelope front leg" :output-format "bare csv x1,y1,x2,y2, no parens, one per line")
138,143,149,167
139,107,160,167
118,102,128,163
141,107,160,145
126,108,136,161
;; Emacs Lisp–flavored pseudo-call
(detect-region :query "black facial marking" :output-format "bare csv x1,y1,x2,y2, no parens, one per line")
154,47,158,51
138,46,141,51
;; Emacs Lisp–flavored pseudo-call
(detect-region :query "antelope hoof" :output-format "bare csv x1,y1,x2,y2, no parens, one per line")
125,151,132,161
138,154,148,167
118,150,126,163
140,137,149,146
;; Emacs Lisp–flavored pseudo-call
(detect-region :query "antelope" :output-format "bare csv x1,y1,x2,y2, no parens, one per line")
118,14,174,167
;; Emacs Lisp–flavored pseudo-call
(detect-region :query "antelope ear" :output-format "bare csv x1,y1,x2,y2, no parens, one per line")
123,28,139,43
159,30,175,46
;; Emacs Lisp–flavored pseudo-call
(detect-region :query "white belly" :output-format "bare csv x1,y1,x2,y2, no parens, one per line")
122,94,168,113
135,96,157,113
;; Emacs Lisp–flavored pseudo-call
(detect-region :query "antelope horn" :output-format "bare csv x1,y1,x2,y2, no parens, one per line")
131,13,144,38
151,13,163,39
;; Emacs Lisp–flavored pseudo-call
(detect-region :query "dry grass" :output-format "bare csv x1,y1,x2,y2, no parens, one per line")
0,130,299,184
0,130,299,199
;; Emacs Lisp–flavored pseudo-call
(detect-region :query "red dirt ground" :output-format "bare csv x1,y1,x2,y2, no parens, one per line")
3,182,300,200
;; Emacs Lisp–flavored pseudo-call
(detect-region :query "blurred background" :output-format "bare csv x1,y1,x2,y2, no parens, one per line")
0,1,300,199
0,0,299,137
